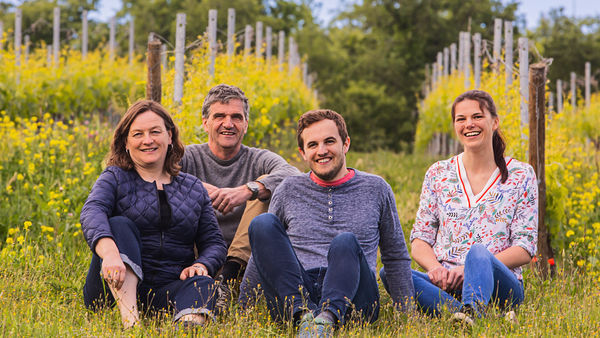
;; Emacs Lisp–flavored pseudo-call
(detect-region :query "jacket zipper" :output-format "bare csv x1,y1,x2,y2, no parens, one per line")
155,185,164,257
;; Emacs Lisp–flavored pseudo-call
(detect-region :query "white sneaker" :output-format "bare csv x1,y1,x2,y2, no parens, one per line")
504,310,518,325
452,311,474,328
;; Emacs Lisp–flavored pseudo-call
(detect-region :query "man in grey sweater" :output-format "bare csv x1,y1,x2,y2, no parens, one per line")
180,84,299,308
243,109,414,336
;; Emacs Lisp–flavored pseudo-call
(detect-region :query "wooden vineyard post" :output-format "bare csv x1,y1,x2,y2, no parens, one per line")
227,8,235,58
450,43,457,74
473,33,481,88
174,13,186,105
557,79,563,114
208,10,217,77
528,63,555,279
505,21,513,86
129,19,135,65
492,18,502,74
82,10,88,58
15,8,21,66
278,31,285,72
109,16,116,61
147,40,162,103
53,7,60,64
443,47,449,77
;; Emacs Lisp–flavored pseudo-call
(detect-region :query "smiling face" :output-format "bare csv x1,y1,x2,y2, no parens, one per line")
203,99,248,159
453,99,499,153
126,110,172,171
299,119,350,182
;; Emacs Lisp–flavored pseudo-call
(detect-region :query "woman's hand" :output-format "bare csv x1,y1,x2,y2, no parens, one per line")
427,266,450,290
180,263,209,280
446,266,464,291
102,254,126,290
95,237,126,290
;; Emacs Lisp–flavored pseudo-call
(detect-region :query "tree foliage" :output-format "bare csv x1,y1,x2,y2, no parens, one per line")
3,1,600,150
531,8,600,92
0,0,103,49
298,0,518,151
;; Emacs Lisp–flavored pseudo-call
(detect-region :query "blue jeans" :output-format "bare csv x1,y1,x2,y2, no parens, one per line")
83,216,216,321
381,244,524,316
249,213,380,324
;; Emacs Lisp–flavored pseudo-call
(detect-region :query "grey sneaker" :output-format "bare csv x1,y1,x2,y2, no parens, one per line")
297,312,333,338
214,275,232,315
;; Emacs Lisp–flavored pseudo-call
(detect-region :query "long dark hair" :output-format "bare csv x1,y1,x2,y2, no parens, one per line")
451,90,508,183
107,99,185,177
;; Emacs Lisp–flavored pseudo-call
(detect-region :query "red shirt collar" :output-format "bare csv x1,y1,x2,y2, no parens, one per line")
310,169,355,187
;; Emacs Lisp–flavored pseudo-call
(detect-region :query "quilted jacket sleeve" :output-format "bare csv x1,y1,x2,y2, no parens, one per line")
194,187,227,276
80,168,118,254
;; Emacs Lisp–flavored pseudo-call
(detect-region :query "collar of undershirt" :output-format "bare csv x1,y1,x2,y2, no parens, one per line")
310,168,355,187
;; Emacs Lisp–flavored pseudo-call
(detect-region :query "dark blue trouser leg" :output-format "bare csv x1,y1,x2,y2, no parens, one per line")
139,275,216,321
249,213,316,321
320,232,379,324
379,268,460,316
83,216,143,310
462,244,524,315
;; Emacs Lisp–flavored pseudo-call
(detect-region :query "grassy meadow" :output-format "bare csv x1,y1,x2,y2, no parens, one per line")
1,142,599,336
1,45,599,336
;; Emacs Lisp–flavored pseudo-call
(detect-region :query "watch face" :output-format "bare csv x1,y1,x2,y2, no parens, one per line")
247,181,259,200
247,181,259,191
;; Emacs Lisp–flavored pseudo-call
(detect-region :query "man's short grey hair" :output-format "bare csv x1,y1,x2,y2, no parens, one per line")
201,84,250,121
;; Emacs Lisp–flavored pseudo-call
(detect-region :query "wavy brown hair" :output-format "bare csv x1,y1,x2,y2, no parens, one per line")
451,90,508,183
106,99,184,177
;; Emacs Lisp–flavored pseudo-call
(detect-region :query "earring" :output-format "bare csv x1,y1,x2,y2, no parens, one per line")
168,144,173,151
126,149,130,156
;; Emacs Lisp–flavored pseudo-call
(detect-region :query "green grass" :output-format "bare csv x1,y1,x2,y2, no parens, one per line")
1,151,599,336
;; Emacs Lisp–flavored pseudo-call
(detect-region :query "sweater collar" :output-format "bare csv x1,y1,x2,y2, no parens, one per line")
203,143,248,166
309,168,356,187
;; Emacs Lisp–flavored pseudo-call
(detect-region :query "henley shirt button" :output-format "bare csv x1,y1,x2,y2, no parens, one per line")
328,201,332,205
328,215,332,220
328,208,333,212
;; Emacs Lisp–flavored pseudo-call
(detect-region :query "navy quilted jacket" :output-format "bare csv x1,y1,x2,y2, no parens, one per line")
81,166,227,286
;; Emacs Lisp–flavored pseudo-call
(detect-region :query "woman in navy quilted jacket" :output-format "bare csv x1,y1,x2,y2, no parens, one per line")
81,99,227,329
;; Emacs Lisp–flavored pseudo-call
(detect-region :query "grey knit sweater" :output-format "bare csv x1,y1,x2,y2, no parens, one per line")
181,143,300,245
243,169,415,308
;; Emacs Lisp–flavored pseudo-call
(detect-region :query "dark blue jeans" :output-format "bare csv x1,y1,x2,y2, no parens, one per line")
248,213,379,324
83,216,216,321
380,244,524,316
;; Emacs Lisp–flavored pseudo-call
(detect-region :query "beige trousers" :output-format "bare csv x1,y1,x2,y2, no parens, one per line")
226,175,270,266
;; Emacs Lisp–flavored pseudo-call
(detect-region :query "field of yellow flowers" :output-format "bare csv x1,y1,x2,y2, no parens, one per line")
0,45,599,335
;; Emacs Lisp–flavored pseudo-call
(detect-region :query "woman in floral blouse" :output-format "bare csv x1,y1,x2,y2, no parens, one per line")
386,90,538,324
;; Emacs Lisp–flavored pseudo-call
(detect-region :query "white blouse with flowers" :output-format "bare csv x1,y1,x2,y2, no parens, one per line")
410,153,538,280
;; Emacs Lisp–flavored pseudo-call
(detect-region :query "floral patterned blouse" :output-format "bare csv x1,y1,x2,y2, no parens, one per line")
410,153,538,279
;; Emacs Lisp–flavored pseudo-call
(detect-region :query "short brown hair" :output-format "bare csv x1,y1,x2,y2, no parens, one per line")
297,109,348,150
202,84,249,121
106,99,184,177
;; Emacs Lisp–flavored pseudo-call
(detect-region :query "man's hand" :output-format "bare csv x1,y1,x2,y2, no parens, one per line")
202,182,219,195
180,263,209,280
209,186,252,215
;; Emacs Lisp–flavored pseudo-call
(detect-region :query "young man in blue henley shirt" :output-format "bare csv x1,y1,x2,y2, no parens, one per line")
241,109,415,336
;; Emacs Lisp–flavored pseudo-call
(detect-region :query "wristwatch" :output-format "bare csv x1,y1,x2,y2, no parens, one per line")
246,181,260,201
